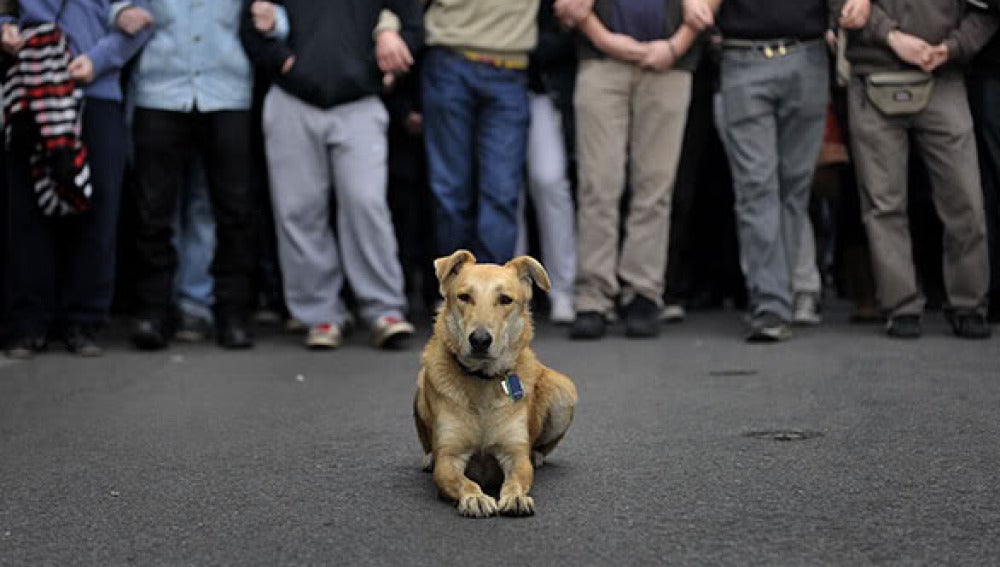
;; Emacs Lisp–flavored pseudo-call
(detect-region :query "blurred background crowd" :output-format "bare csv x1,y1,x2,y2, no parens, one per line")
0,0,997,359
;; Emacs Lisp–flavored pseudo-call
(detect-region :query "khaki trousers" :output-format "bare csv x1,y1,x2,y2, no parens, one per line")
848,73,989,316
574,59,691,313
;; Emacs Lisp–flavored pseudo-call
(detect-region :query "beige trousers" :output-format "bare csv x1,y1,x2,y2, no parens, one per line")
573,59,692,313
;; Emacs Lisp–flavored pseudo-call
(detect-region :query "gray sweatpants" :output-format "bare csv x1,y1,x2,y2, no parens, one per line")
716,41,829,320
262,87,406,328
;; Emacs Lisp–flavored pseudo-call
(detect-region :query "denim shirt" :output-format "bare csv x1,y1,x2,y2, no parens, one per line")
131,0,251,112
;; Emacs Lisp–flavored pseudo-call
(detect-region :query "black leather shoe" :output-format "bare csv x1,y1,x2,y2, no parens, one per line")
65,324,103,357
217,320,254,349
886,315,921,339
132,319,169,350
948,311,992,339
570,311,606,340
624,295,660,338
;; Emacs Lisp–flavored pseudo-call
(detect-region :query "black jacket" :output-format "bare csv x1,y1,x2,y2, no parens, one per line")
240,0,424,109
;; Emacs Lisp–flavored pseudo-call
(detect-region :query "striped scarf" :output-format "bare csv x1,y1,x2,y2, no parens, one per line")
2,22,92,216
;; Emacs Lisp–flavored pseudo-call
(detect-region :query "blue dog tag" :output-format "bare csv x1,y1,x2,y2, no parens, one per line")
501,374,524,402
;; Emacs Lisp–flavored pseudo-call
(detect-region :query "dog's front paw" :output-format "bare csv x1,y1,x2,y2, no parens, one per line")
498,494,535,516
458,494,498,518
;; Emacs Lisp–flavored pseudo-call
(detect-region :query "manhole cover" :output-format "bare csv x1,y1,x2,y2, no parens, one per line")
743,430,823,442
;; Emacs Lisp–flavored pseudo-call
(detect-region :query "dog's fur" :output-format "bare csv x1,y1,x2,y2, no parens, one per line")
414,250,578,517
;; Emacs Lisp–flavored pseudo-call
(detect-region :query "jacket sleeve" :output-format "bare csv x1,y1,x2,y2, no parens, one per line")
85,0,153,79
858,4,899,46
382,0,424,55
239,0,295,75
944,5,999,63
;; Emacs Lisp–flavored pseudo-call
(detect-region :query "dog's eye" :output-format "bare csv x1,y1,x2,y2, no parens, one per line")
498,294,514,306
457,293,472,303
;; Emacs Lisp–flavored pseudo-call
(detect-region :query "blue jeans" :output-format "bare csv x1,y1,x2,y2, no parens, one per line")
173,157,216,322
422,48,529,263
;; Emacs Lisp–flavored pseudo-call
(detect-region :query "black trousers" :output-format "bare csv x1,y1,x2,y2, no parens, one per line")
969,71,1000,315
4,98,127,337
132,108,255,322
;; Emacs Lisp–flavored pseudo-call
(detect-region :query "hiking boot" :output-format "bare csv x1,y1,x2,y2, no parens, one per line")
569,311,605,340
885,315,921,339
372,315,415,349
746,312,792,343
624,295,660,338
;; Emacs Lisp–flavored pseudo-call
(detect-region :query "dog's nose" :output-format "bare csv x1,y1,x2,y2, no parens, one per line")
469,329,492,353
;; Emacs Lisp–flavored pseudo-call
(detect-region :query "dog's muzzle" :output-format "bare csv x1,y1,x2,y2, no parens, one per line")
468,328,493,357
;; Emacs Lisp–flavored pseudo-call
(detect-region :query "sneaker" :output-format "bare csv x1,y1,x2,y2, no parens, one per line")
746,312,792,343
286,317,307,333
175,312,213,343
947,310,991,339
885,314,921,339
5,336,46,360
372,315,415,349
306,323,342,350
569,311,606,340
659,303,686,323
549,292,575,325
65,324,103,357
132,319,169,351
792,292,822,326
624,295,660,338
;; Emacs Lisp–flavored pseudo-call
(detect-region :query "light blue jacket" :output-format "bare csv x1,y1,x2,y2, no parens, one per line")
131,0,251,112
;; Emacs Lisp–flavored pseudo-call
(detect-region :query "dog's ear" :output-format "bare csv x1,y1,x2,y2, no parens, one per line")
505,256,551,293
434,250,476,297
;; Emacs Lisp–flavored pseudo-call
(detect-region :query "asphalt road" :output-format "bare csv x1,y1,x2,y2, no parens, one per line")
1,307,998,565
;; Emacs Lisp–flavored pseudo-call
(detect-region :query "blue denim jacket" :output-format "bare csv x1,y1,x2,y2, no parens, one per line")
131,0,251,112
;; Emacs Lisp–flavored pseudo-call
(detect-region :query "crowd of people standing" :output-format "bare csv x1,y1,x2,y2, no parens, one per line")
0,0,997,359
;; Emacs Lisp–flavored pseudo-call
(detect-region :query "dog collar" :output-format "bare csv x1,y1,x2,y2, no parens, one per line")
455,357,502,381
454,357,525,401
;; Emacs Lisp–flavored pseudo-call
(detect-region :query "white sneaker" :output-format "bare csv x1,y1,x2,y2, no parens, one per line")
659,304,686,323
306,323,342,350
792,293,822,326
549,292,575,324
372,315,415,349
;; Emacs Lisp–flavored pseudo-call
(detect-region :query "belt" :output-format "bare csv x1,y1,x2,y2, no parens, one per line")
458,49,528,70
721,37,823,58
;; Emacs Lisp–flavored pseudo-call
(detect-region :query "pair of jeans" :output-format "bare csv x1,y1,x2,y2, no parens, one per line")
422,48,529,264
4,98,127,337
132,108,254,323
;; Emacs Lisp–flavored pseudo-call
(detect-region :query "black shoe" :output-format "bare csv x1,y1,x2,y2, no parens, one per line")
65,324,103,357
948,311,992,339
624,295,660,338
5,336,46,359
217,319,254,349
570,311,606,340
174,311,213,342
886,314,921,339
132,319,169,351
746,312,791,343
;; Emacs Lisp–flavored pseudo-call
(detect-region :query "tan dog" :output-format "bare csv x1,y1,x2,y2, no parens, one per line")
414,250,578,518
